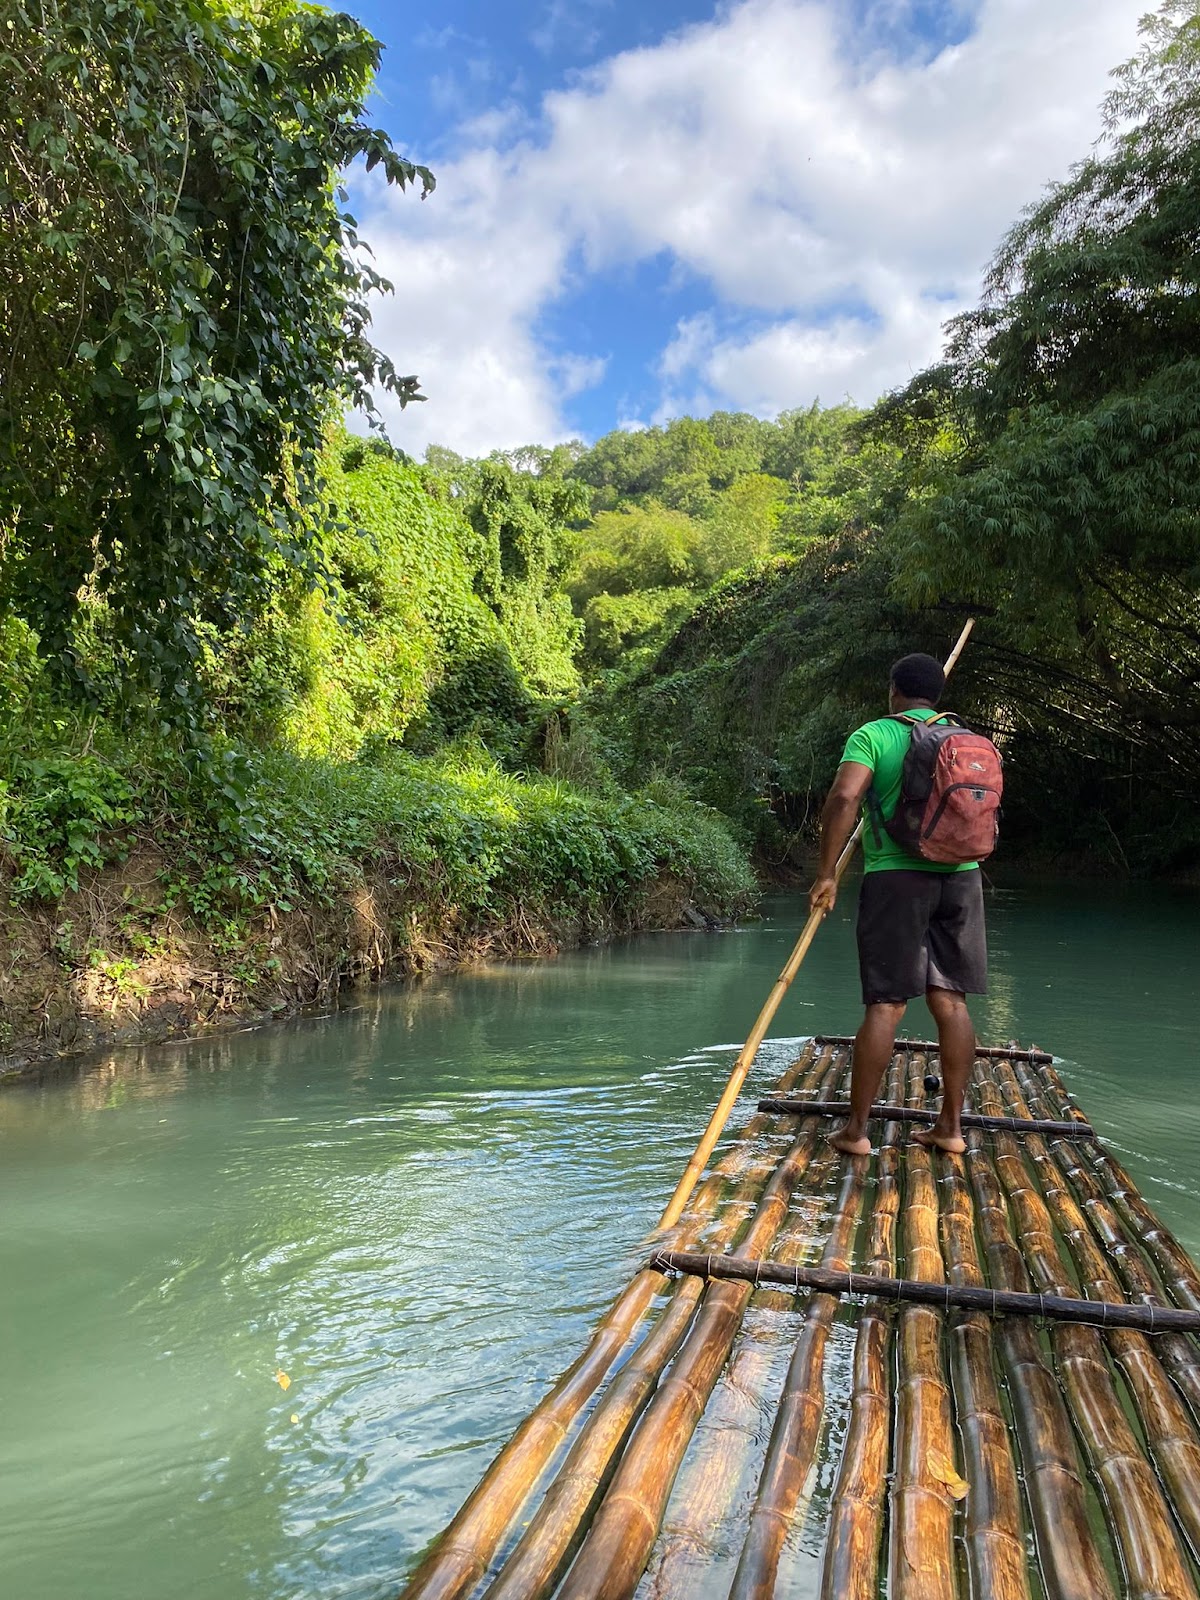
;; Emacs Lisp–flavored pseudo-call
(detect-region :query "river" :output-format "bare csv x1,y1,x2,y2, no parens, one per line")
2,882,1199,1599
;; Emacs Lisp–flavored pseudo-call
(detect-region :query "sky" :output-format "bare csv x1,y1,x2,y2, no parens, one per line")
343,0,1147,457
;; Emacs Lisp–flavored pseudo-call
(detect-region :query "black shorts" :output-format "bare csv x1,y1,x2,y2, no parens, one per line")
856,869,987,1006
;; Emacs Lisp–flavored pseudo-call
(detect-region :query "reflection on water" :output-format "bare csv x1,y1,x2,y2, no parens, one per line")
1,881,1198,1599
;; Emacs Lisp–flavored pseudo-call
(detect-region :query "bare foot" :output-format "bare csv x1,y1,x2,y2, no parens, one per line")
912,1126,966,1155
830,1125,872,1157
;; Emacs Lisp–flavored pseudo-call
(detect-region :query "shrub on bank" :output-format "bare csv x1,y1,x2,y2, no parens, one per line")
0,737,757,933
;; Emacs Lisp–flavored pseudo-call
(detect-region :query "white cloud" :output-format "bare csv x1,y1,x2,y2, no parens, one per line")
358,0,1144,455
531,0,613,59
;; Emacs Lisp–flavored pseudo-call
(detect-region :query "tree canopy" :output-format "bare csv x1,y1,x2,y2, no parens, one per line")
881,0,1200,755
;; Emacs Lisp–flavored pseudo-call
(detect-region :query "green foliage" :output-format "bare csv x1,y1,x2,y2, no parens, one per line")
564,407,863,674
588,539,930,848
578,8,1200,877
568,502,701,602
855,0,1200,851
3,754,135,899
0,734,755,927
183,433,588,763
579,588,696,670
699,474,787,574
453,456,587,695
0,0,767,968
1,0,432,720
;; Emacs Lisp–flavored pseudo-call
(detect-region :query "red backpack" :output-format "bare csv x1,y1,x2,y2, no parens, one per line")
882,713,1003,864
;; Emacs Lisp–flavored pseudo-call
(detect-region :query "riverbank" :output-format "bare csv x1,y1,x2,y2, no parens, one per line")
0,748,757,1083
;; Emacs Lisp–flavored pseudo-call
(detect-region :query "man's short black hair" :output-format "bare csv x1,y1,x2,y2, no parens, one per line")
890,652,944,703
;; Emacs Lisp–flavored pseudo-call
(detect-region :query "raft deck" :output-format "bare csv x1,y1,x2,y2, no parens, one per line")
400,1040,1200,1600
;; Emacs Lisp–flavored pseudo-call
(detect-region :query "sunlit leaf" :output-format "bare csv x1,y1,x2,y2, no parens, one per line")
927,1446,969,1500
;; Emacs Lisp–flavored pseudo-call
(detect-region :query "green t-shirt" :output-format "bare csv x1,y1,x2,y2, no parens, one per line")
841,709,976,874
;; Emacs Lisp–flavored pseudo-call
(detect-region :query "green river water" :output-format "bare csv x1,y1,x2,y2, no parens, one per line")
2,882,1199,1599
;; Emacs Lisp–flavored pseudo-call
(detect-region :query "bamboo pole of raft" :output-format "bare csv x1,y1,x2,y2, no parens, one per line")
962,1118,1117,1600
888,1053,958,1600
1034,1057,1200,1316
933,1099,1030,1600
817,1055,905,1600
656,616,976,1234
552,1056,850,1600
976,1074,1196,1600
1010,1058,1200,1427
757,1098,1094,1139
397,1043,824,1600
727,1123,870,1598
479,1046,844,1600
994,1058,1200,1568
642,1137,849,1600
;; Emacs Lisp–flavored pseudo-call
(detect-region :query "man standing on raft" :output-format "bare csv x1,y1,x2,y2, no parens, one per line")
808,653,991,1156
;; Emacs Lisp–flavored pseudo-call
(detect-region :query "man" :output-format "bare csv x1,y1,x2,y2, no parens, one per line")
808,652,986,1156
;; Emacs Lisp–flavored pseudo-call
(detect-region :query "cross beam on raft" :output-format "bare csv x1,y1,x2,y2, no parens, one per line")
648,1251,1200,1334
813,1035,1054,1063
756,1098,1096,1140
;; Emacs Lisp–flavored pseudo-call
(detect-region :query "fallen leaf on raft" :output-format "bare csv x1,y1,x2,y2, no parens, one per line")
274,1370,291,1391
927,1446,969,1499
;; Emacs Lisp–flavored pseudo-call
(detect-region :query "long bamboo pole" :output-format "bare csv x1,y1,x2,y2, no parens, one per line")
1013,1057,1200,1426
935,1113,1030,1600
994,1057,1200,1570
656,618,976,1233
888,1053,958,1600
554,1058,848,1600
727,1138,869,1597
398,1044,821,1600
643,1253,1200,1332
480,1047,839,1600
643,1138,848,1600
1034,1059,1200,1315
962,1122,1117,1600
814,1037,1053,1063
977,1074,1196,1600
817,1054,905,1600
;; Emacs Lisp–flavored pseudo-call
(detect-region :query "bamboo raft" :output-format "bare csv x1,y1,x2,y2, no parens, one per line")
398,1039,1200,1600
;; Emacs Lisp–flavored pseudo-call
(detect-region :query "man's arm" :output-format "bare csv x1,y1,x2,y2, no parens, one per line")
808,760,874,914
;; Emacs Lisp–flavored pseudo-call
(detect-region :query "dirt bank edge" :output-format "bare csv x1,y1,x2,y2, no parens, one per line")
0,850,743,1085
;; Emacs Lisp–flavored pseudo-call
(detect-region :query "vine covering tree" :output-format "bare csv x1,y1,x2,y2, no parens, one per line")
0,0,432,718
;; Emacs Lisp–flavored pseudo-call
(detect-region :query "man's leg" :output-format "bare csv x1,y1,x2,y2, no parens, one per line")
831,1000,907,1155
913,986,974,1154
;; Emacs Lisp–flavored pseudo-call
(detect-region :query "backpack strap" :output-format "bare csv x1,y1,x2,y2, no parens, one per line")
865,714,961,842
887,711,961,728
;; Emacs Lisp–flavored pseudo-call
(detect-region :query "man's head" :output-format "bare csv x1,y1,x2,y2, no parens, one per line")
888,652,944,710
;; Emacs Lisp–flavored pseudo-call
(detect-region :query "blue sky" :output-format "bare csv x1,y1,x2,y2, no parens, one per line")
340,0,1144,456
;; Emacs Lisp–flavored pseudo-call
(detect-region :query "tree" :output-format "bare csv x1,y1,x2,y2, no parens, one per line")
883,0,1200,750
695,473,787,581
430,453,588,696
566,501,702,603
0,0,432,719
